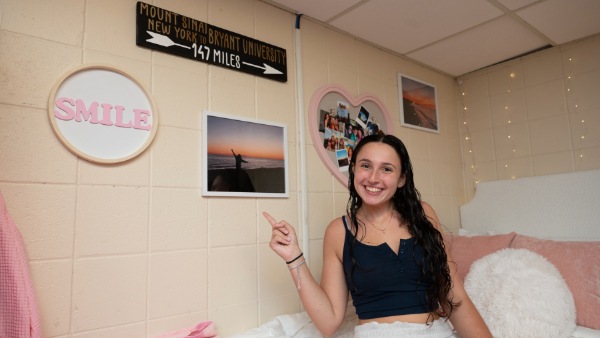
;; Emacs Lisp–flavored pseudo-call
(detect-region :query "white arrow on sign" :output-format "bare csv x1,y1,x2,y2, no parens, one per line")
242,62,283,75
146,31,191,49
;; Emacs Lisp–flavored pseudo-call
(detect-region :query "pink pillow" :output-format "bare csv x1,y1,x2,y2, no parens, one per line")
511,235,600,330
444,232,516,281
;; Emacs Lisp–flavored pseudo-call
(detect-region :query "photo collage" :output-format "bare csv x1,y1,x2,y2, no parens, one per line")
319,101,382,172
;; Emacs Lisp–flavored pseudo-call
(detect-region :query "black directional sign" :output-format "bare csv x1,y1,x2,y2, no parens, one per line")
136,2,287,82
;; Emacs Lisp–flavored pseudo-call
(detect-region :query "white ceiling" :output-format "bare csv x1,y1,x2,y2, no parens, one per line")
261,0,600,77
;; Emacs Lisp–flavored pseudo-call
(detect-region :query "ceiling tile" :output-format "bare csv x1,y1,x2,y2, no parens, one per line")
495,0,537,11
407,16,548,76
267,0,361,22
328,0,504,54
261,0,600,76
517,0,600,44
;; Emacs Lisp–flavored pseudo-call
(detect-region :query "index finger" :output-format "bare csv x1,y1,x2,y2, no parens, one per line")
262,211,278,227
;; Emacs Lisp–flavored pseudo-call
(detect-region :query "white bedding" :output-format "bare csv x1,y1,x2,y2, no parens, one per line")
229,309,600,338
229,303,357,338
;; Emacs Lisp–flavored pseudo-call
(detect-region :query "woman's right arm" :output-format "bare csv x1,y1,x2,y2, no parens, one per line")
263,212,349,337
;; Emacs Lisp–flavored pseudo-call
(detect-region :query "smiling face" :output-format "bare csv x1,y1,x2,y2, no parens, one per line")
352,142,406,207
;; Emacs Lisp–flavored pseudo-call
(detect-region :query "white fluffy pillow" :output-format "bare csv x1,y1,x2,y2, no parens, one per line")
464,248,576,338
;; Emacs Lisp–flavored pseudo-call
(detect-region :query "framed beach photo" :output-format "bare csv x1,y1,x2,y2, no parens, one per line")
398,74,439,133
202,111,288,198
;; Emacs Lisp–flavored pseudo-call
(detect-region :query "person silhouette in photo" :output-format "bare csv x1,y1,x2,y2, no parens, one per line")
231,149,248,170
207,149,253,193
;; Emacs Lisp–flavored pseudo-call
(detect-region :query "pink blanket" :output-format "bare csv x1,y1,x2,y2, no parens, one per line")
0,191,42,338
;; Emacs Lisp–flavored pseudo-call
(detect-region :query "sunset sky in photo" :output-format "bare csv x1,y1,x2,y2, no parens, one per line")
206,114,285,160
401,76,436,109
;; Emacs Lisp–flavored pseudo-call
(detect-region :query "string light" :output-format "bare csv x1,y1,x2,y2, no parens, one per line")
501,69,519,180
457,78,478,190
565,56,588,169
458,53,588,185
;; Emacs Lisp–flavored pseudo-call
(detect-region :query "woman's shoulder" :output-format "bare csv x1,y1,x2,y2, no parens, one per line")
324,216,347,240
325,215,345,231
421,201,433,212
420,201,438,216
323,216,347,257
420,201,442,230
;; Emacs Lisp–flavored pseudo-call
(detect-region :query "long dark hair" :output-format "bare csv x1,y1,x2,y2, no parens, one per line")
346,133,458,319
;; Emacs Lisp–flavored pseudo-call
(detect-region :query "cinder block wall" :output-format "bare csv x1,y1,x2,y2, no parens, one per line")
10,0,593,336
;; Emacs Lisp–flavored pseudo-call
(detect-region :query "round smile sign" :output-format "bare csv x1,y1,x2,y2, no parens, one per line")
48,64,158,164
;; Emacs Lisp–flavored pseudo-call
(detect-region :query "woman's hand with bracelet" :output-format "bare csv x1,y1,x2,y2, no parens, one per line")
263,212,303,263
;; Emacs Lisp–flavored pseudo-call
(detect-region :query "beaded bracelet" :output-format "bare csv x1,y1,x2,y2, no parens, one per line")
288,259,306,289
286,252,303,265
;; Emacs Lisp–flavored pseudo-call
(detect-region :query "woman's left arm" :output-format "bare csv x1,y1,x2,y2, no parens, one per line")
422,202,493,338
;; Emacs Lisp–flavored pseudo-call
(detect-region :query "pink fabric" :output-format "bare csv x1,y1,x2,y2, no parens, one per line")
511,234,600,330
154,321,219,338
444,232,516,281
0,191,42,338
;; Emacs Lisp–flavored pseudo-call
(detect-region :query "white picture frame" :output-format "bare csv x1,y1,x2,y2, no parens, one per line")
202,111,288,198
398,74,440,133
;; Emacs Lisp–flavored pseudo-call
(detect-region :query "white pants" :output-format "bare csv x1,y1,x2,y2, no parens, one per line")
353,318,457,338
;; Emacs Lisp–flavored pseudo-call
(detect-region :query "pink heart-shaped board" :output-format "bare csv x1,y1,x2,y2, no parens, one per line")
308,84,393,187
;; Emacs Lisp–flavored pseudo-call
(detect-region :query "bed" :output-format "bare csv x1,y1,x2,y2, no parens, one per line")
453,169,600,338
230,170,600,338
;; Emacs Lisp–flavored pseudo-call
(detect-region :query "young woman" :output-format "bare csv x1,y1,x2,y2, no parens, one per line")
264,134,492,338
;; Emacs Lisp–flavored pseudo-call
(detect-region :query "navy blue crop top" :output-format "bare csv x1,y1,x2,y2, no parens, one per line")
342,216,434,319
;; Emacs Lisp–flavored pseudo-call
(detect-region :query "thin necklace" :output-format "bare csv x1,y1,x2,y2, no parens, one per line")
364,211,394,233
